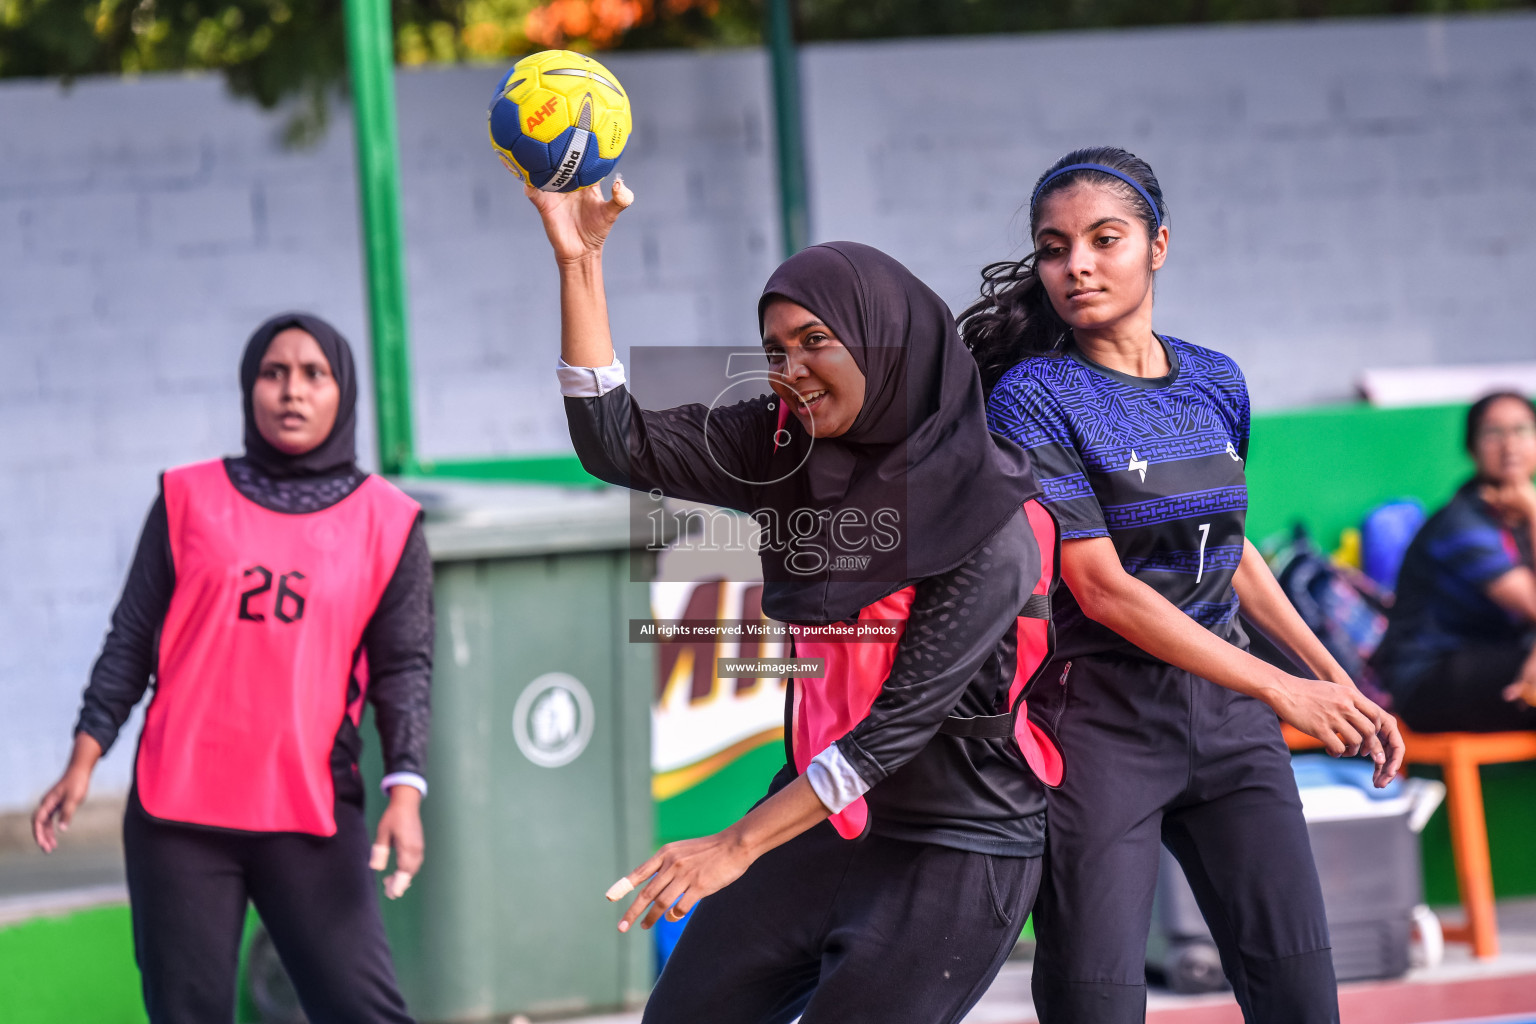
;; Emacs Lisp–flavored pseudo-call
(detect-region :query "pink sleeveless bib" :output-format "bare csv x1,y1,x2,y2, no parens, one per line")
137,460,420,835
791,499,1063,839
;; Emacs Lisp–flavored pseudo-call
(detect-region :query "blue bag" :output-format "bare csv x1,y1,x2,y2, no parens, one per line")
1361,500,1425,592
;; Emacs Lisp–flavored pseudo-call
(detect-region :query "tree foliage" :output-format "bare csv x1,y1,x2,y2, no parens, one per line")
0,0,726,140
1,0,1528,142
0,0,735,84
793,0,1533,41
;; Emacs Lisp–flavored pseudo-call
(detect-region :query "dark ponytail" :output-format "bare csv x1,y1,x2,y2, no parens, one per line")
960,146,1168,393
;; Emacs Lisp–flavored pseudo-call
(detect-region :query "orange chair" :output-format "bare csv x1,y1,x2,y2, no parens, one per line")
1281,721,1536,959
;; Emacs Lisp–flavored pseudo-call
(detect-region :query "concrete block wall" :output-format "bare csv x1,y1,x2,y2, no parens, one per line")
801,14,1536,408
396,52,777,460
0,52,778,811
2,14,1534,811
0,73,361,811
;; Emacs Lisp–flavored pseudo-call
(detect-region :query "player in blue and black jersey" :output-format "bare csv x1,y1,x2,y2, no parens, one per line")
962,147,1406,1024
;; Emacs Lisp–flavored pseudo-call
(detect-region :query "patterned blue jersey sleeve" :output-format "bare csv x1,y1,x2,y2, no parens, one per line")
987,373,1108,540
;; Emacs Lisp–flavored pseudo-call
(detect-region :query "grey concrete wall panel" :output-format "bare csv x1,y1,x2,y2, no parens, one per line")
396,52,777,461
2,16,1534,809
799,14,1536,410
0,52,777,811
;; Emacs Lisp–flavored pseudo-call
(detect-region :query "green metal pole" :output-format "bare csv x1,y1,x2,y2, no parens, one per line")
764,0,809,258
343,0,416,475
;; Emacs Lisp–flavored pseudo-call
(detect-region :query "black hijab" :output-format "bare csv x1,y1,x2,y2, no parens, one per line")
752,242,1040,624
238,312,359,478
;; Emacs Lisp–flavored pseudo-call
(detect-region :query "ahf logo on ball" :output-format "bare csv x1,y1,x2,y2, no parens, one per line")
512,672,595,768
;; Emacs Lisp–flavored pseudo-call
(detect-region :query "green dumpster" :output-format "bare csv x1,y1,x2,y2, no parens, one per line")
368,481,656,1022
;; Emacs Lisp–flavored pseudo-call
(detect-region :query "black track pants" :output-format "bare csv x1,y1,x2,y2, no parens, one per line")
1029,656,1338,1024
1396,643,1536,734
643,822,1040,1024
123,791,415,1024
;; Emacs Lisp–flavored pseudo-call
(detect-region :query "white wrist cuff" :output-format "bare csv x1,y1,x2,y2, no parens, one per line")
805,744,870,814
381,772,428,798
557,355,627,397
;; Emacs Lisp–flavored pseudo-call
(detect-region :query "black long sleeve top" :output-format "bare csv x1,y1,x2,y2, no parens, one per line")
75,457,434,797
567,385,1047,856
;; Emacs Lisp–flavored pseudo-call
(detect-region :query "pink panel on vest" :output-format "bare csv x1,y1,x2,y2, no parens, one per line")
348,648,371,728
138,460,419,835
1026,499,1057,594
1013,686,1065,788
788,499,1067,839
1012,499,1064,788
790,587,916,839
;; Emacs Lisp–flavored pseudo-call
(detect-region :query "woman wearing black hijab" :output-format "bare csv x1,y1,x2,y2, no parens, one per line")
31,314,431,1024
527,180,1061,1023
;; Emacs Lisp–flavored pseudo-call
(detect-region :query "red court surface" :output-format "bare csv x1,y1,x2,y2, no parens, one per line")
954,898,1536,1024
566,903,1536,1024
962,964,1536,1024
1141,973,1536,1024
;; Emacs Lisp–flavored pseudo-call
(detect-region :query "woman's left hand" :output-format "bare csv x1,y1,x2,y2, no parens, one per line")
371,786,425,900
611,830,755,933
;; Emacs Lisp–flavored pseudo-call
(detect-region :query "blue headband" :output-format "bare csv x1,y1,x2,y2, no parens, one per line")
1030,163,1162,230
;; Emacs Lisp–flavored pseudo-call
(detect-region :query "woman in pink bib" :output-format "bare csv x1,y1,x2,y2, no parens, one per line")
32,314,430,1024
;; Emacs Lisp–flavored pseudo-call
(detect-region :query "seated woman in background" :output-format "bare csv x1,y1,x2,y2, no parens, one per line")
1374,391,1536,732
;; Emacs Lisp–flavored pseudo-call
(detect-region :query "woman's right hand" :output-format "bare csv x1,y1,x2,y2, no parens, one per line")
33,734,103,853
1481,476,1536,526
525,177,634,266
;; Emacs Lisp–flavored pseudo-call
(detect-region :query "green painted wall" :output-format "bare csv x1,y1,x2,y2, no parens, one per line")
0,904,261,1023
656,742,785,847
415,455,606,487
1245,401,1469,548
1243,401,1535,902
1414,763,1536,905
417,400,1479,551
0,907,146,1024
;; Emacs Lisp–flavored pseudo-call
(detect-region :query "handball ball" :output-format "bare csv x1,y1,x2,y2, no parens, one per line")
488,50,631,193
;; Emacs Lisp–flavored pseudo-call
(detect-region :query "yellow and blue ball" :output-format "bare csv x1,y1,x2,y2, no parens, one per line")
488,50,631,193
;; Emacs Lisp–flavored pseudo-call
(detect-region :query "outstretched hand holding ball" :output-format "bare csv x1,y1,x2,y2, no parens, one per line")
490,50,635,270
495,53,837,940
515,116,635,371
525,175,634,264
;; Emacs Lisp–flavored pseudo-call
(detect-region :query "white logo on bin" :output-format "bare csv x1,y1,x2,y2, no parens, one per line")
513,673,595,768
